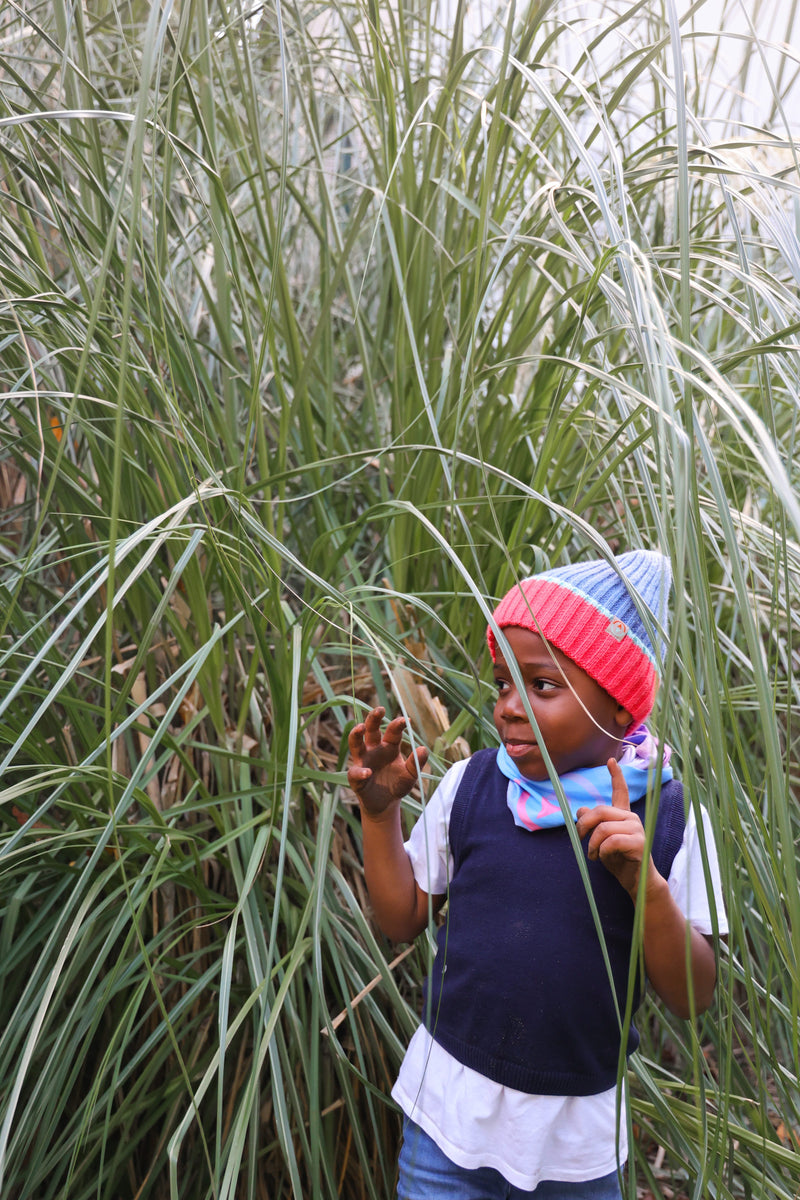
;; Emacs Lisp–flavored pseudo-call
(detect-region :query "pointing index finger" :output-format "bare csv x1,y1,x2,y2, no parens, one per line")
608,758,631,811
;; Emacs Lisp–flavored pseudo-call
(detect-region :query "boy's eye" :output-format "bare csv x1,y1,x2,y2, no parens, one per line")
531,678,557,692
494,677,509,693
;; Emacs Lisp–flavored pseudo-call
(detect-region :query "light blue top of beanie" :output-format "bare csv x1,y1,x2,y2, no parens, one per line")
539,549,672,664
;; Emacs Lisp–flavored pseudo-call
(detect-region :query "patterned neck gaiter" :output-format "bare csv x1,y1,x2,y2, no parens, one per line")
497,725,673,832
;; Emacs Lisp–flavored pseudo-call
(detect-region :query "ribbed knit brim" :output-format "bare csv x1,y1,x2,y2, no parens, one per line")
486,550,672,727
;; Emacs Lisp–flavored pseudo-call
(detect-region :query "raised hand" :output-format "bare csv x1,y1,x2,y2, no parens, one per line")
577,760,718,1018
575,758,658,900
347,707,429,818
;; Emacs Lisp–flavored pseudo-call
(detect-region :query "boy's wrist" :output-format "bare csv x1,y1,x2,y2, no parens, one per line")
359,798,402,826
641,866,671,909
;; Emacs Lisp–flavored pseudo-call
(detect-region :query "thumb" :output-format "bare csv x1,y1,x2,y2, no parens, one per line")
347,765,372,792
607,758,631,811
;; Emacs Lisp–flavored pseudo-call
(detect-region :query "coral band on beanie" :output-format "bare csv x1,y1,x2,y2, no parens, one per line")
487,550,672,728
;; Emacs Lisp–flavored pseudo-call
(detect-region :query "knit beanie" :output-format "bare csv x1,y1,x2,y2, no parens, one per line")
486,550,672,727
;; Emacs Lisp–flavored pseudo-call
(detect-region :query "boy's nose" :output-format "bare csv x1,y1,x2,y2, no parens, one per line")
499,686,526,719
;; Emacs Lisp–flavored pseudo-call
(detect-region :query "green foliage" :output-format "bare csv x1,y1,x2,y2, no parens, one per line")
1,0,799,1196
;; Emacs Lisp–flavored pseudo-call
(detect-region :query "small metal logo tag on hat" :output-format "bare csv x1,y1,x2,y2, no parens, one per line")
606,618,627,641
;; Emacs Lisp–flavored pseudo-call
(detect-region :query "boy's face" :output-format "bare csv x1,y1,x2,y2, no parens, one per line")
492,626,631,780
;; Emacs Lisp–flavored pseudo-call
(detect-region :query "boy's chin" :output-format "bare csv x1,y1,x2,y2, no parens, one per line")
520,764,551,781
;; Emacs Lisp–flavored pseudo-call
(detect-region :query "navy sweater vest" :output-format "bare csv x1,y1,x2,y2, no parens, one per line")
422,749,686,1096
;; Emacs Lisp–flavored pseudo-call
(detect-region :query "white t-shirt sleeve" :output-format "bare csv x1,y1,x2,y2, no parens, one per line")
403,758,470,895
666,804,728,936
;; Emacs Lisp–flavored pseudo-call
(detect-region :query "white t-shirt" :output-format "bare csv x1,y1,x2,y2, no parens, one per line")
391,756,728,1190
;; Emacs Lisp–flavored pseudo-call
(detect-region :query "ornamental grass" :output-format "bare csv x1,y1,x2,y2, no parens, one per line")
1,1,799,1196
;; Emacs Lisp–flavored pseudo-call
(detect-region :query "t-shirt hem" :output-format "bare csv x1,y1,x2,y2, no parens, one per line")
393,1080,627,1189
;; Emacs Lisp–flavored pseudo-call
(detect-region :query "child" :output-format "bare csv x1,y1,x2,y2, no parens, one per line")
347,550,726,1199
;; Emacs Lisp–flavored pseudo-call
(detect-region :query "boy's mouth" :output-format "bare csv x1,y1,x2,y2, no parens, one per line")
504,738,537,757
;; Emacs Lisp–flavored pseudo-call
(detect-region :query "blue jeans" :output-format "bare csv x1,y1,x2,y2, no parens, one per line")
397,1119,624,1200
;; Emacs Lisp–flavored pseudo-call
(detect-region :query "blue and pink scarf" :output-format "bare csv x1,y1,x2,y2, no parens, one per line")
497,726,673,831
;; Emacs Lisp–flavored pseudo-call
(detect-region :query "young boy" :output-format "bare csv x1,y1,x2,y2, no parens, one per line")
347,550,726,1199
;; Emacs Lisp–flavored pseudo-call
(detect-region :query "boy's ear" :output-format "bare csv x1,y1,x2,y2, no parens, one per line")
614,704,633,729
